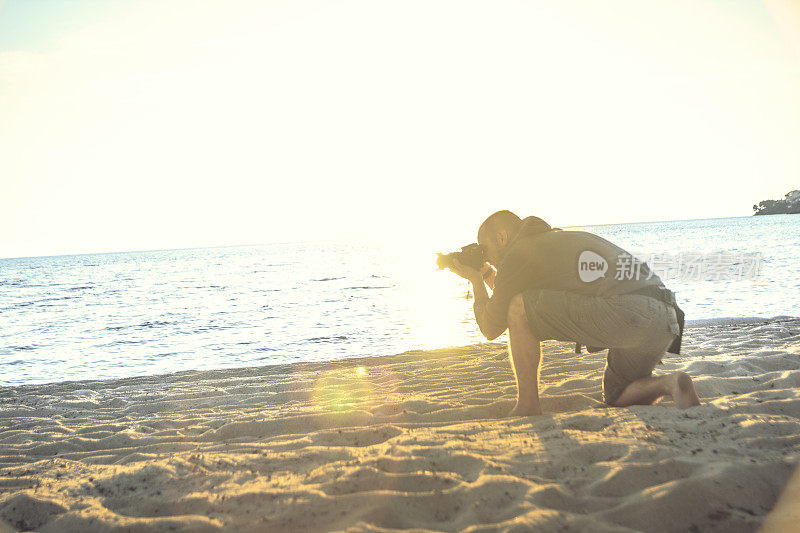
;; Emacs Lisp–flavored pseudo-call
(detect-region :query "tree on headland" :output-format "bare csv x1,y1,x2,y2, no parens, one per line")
753,189,800,215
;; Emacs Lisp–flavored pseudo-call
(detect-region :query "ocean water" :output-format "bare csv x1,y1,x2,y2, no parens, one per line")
1,215,798,386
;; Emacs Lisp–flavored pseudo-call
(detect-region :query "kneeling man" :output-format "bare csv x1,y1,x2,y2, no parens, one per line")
448,210,701,416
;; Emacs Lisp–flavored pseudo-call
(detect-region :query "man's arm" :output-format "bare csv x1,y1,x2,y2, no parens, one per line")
450,259,507,340
472,270,490,327
473,265,506,338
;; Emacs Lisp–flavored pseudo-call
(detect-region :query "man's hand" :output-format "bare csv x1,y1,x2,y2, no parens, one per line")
448,258,483,284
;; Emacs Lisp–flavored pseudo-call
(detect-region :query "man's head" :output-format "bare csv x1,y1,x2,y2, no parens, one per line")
477,210,522,266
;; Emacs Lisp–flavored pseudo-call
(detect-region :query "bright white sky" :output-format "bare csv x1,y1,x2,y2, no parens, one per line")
1,0,799,258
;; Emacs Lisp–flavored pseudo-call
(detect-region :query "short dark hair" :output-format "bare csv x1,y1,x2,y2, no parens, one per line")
478,210,522,243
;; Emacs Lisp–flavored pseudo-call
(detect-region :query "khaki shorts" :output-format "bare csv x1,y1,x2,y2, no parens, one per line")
521,289,681,405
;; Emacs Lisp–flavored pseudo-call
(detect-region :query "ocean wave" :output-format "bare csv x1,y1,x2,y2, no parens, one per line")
312,277,344,282
305,335,349,343
344,286,393,290
138,320,177,328
5,301,36,310
67,285,95,291
105,320,177,331
37,296,79,306
94,338,147,347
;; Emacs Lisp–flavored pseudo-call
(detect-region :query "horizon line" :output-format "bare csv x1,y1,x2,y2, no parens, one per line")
0,212,789,261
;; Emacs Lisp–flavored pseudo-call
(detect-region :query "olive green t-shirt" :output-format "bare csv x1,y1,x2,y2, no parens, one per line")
476,217,667,340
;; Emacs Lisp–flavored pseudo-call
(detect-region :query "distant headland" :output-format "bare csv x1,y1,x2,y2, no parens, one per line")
753,189,800,215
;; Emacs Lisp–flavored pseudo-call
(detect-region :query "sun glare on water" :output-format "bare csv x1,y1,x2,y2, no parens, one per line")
378,243,485,350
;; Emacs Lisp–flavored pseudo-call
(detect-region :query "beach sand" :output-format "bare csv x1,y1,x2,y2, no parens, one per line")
1,317,799,532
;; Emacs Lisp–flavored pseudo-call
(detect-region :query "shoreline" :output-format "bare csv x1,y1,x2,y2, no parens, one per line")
1,316,799,531
2,315,797,391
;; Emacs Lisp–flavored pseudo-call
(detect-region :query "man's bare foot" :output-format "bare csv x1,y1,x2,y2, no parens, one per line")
508,402,542,417
672,372,701,409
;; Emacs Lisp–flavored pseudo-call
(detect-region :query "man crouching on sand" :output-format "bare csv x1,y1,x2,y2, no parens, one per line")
448,210,701,417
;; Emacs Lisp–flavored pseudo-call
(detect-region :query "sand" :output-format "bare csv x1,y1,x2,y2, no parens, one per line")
1,316,799,532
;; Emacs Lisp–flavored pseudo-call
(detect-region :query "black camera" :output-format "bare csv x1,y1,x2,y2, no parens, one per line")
436,243,487,271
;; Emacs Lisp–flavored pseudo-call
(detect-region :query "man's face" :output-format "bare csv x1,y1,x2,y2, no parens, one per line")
478,230,504,267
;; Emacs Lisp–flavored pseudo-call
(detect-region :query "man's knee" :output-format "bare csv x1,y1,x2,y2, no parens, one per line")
507,293,528,328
